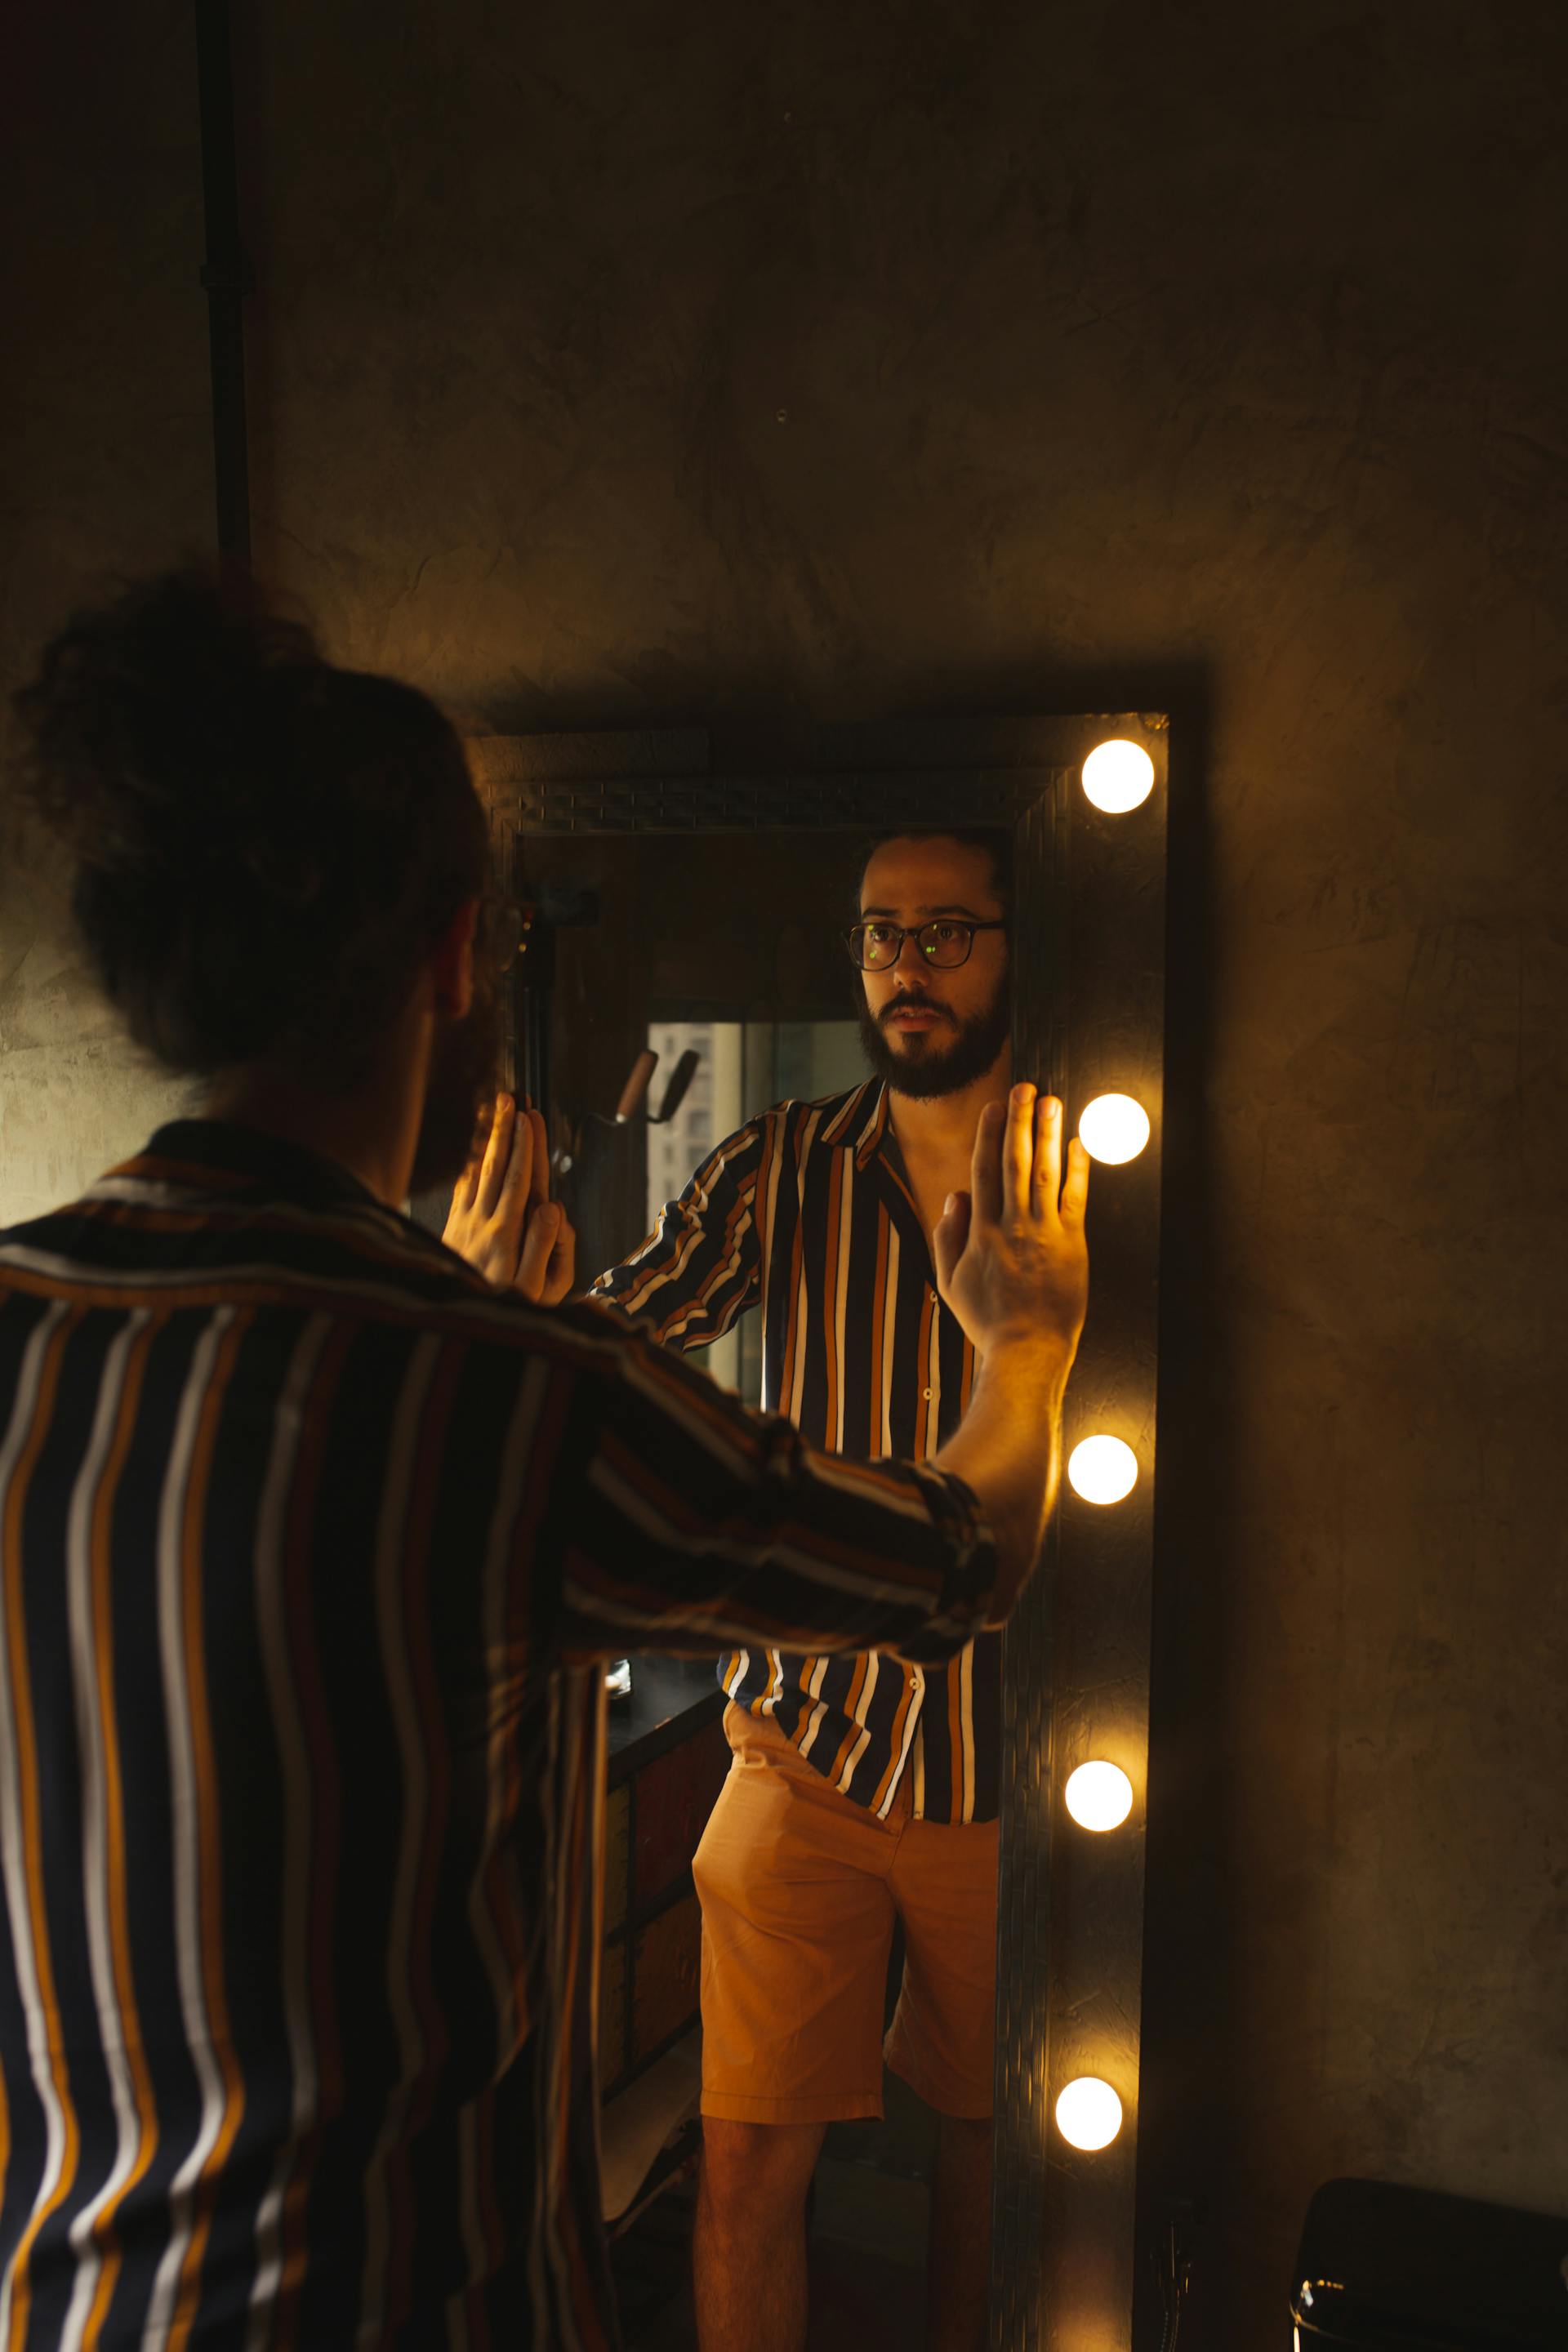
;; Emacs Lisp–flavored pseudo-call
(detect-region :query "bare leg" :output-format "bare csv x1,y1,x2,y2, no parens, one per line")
693,2117,826,2352
926,2113,992,2352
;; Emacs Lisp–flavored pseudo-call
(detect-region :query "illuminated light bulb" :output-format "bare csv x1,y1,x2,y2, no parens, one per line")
1080,737,1155,813
1067,1435,1138,1506
1064,1760,1134,1832
1054,2076,1123,2150
1078,1093,1151,1165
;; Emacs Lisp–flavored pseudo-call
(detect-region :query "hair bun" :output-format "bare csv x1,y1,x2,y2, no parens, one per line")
13,568,487,1081
14,570,322,880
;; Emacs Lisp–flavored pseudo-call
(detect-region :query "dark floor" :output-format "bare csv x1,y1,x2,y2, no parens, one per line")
614,2078,938,2350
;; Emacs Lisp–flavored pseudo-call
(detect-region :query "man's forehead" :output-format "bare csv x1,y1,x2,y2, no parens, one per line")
858,835,1001,910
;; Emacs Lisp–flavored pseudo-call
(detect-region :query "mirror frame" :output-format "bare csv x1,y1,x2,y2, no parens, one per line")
471,711,1168,2349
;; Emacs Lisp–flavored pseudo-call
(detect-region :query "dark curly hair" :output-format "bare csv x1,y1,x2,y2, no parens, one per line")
11,572,489,1083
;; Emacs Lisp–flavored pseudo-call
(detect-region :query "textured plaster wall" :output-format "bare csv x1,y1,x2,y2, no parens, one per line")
4,2,1567,2341
0,4,205,1219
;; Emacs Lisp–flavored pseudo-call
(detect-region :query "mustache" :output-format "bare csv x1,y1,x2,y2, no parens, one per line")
880,995,955,1027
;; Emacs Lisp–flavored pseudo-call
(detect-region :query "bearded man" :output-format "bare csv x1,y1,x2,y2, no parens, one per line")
591,830,1019,2352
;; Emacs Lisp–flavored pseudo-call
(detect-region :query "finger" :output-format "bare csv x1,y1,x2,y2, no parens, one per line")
1001,1082,1037,1225
1059,1134,1091,1223
514,1198,561,1302
1031,1094,1063,1218
525,1105,550,1215
496,1098,535,1211
931,1189,972,1298
971,1099,1007,1226
475,1095,516,1219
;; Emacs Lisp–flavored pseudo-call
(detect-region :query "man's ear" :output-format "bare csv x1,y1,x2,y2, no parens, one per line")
429,898,479,1021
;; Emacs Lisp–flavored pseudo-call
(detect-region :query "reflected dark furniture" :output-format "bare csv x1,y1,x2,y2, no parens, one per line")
601,1659,728,2097
1290,2177,1568,2349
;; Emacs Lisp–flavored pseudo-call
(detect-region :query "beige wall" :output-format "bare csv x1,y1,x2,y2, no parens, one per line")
3,2,1566,2337
0,4,203,1219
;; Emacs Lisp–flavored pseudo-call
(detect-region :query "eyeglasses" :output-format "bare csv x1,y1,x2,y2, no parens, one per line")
478,896,528,973
844,917,1007,971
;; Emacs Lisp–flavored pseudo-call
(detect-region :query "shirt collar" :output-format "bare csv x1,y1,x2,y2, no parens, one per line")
817,1078,894,1174
121,1119,392,1218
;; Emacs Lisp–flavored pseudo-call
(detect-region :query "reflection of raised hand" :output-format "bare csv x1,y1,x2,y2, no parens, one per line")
932,1085,1090,1616
442,1094,577,1306
933,1085,1089,1364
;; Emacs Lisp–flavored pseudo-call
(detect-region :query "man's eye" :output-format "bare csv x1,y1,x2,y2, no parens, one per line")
866,924,897,945
931,923,962,943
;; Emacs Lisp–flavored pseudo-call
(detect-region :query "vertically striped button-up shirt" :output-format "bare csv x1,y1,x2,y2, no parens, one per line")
0,1120,996,2349
593,1078,1003,1825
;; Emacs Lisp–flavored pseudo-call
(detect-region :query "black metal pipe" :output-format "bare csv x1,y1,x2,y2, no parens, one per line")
194,0,252,567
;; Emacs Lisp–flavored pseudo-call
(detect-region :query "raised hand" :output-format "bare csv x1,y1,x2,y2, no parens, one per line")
931,1084,1089,1366
442,1095,577,1306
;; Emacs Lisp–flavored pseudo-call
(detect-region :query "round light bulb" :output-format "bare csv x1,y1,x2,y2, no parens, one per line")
1055,2076,1123,2150
1078,1093,1152,1165
1067,1435,1138,1506
1064,1760,1134,1832
1080,738,1155,813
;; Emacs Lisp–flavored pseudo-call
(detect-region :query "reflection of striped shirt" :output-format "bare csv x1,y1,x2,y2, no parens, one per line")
0,1120,995,2350
593,1078,1004,1825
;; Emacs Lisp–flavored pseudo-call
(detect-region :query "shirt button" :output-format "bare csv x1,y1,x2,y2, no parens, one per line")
922,1387,933,1400
929,1289,938,1305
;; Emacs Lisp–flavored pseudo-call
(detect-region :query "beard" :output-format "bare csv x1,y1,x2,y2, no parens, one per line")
856,968,1012,1102
408,967,505,1196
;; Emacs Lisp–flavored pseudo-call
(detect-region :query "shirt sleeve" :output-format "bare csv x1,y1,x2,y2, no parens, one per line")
587,1117,764,1350
516,1302,998,1666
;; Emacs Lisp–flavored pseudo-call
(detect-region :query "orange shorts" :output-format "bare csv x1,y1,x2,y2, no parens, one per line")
691,1705,998,2124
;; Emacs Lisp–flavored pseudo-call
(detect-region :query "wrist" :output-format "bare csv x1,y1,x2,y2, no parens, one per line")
978,1328,1074,1402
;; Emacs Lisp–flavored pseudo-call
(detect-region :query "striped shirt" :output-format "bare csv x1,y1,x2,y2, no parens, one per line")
0,1119,996,2350
592,1078,1004,1825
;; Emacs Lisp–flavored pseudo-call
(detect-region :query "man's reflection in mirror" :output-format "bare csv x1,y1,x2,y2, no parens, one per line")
591,831,1013,2352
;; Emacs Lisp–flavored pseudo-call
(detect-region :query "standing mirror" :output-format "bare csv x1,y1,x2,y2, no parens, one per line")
470,713,1166,2348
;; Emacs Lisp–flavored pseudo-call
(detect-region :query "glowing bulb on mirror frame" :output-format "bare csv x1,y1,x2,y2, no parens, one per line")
1067,1434,1139,1506
1078,1092,1152,1165
1054,2076,1124,2150
1080,737,1156,813
1064,1760,1134,1832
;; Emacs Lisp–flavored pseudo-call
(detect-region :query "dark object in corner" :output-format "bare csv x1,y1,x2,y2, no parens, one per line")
1291,2176,1568,2349
1152,2198,1201,2351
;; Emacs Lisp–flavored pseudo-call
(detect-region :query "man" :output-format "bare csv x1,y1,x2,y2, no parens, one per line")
0,575,1089,2350
590,830,1021,2352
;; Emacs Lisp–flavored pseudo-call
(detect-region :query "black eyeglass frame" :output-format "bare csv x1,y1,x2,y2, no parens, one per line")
843,915,1009,970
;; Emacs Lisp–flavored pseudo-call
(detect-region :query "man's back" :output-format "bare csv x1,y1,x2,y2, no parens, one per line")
0,1123,618,2347
0,1120,997,2348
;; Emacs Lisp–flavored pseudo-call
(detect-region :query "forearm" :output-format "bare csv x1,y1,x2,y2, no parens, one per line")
589,1159,760,1347
934,1339,1071,1621
546,1312,996,1663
